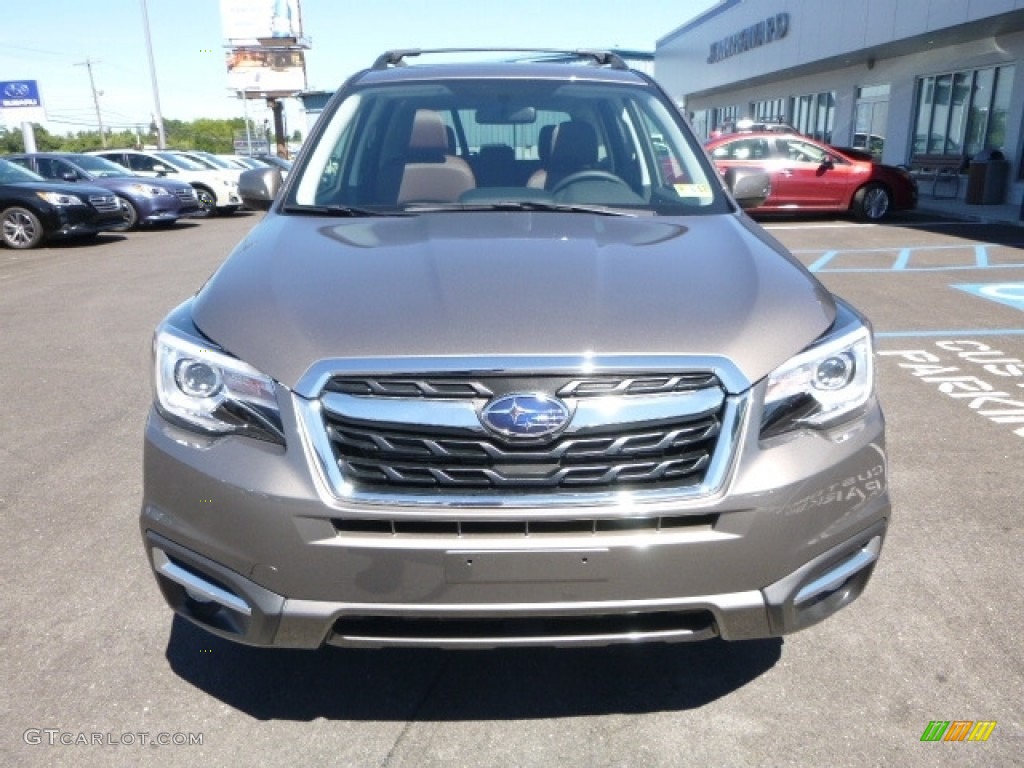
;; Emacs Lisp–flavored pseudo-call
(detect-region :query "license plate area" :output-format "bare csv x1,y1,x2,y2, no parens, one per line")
445,548,609,584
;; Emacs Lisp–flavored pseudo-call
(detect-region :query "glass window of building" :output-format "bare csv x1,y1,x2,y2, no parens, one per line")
751,98,786,122
913,64,1015,159
853,84,889,160
790,91,835,142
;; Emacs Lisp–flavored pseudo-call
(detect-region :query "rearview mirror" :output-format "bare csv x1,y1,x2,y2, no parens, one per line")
724,168,770,209
239,167,283,211
475,105,536,124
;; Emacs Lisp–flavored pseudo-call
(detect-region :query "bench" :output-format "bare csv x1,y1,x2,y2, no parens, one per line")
907,154,966,199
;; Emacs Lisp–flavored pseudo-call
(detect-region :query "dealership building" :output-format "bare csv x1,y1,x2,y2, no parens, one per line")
656,0,1024,207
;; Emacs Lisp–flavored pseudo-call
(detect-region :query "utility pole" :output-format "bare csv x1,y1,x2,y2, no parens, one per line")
140,0,167,148
75,58,106,147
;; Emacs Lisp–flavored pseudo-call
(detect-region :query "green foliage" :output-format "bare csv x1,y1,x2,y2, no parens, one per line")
3,117,255,153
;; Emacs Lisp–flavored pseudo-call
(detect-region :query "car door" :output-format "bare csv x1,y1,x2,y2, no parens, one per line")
769,137,852,209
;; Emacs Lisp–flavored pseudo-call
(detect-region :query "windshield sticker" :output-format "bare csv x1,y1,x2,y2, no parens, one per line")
674,183,711,198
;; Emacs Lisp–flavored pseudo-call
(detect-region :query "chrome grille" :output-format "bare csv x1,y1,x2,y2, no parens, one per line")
326,373,719,399
88,194,121,213
318,374,725,494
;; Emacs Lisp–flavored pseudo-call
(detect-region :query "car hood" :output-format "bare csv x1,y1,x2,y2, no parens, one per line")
191,211,835,394
91,176,194,193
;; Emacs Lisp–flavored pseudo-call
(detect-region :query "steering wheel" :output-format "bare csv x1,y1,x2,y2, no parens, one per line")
550,169,631,195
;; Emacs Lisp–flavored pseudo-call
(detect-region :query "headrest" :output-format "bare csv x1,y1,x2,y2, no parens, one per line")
408,110,449,153
549,121,598,169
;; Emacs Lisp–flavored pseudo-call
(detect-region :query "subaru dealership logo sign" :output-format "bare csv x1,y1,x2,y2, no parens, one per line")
708,13,790,64
0,80,42,108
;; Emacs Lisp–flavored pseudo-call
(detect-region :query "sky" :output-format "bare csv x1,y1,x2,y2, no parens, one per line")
0,0,717,138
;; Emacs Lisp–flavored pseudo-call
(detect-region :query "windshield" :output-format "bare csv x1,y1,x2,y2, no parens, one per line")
291,78,726,216
155,152,208,171
189,153,234,169
68,154,132,177
0,158,46,183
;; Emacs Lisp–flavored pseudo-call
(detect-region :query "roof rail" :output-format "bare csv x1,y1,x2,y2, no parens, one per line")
371,48,629,70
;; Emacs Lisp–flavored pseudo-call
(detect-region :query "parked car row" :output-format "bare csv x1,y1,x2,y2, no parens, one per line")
0,150,290,249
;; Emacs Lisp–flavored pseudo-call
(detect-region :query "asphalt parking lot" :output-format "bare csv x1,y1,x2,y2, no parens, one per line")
2,210,1021,767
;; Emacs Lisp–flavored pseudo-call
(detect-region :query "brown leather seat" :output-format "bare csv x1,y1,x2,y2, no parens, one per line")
396,110,476,203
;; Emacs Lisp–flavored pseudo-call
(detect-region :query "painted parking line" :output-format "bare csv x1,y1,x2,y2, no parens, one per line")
953,283,1024,312
790,242,1024,272
878,329,1024,338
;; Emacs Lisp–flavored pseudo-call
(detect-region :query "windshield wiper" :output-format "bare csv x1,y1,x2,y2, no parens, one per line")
281,203,406,217
404,201,637,217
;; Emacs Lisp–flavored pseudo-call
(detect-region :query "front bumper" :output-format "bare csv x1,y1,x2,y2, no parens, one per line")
140,384,890,649
46,206,124,239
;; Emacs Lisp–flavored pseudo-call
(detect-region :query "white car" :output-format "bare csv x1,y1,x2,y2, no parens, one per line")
217,154,268,170
88,150,241,216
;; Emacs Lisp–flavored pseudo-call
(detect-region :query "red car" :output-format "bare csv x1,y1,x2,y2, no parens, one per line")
705,132,917,221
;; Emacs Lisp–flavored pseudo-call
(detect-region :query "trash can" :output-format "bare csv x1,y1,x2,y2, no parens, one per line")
966,149,1008,205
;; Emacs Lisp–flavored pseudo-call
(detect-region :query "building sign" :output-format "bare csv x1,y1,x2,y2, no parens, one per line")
226,49,306,94
708,13,790,64
220,0,303,45
0,80,46,124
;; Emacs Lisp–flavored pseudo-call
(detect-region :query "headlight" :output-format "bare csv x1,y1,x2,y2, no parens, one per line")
36,191,85,206
153,324,284,444
128,183,171,197
761,322,874,437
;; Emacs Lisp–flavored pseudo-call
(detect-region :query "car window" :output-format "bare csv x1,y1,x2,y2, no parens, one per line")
155,153,207,171
97,153,126,167
293,79,724,215
36,158,71,179
711,138,772,161
0,158,45,183
72,154,130,177
6,156,32,171
775,138,831,164
125,154,163,172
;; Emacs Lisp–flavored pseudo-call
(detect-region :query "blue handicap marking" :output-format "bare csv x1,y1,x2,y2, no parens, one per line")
954,283,1024,312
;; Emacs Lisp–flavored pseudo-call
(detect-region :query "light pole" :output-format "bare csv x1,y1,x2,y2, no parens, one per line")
74,58,106,147
140,0,167,148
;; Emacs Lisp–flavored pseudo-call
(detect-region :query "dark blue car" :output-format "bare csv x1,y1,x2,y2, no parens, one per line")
6,153,200,230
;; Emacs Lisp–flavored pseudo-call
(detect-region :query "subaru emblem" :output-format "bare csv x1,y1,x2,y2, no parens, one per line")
480,393,571,440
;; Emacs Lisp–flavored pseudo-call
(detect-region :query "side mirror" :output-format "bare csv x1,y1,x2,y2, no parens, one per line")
239,167,283,211
61,171,79,182
152,164,171,175
724,168,770,209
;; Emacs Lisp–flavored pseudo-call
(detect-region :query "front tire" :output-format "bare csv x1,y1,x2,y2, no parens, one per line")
852,183,890,221
111,198,139,231
193,187,216,218
1,206,44,249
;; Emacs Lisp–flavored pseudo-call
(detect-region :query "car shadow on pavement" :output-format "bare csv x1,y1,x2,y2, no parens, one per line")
165,616,782,721
45,233,129,248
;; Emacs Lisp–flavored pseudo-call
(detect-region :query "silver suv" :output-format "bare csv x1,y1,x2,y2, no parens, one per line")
141,50,889,649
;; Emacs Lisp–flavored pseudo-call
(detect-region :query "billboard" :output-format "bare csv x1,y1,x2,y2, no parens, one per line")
0,80,46,124
220,0,303,44
226,49,306,95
